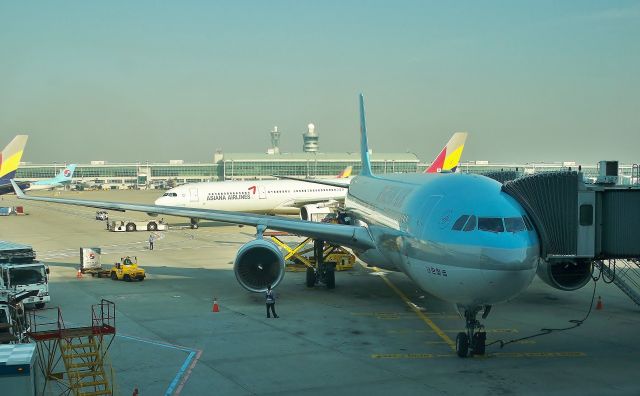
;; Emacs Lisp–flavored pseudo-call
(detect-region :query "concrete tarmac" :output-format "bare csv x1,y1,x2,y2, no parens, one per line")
1,190,639,395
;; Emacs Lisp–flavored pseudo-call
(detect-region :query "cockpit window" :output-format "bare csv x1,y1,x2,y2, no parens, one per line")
522,215,533,231
478,217,504,233
504,217,526,233
452,215,470,231
162,193,178,197
463,215,476,231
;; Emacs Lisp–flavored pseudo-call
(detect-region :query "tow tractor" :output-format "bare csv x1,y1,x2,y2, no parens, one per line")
91,256,146,282
108,219,168,232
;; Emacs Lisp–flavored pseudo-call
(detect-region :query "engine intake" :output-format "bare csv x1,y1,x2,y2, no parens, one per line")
234,239,285,292
537,259,592,291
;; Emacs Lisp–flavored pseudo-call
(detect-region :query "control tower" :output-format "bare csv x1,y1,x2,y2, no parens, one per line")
302,123,318,153
270,126,281,154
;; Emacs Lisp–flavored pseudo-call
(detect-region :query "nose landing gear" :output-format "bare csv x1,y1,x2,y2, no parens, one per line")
455,305,490,358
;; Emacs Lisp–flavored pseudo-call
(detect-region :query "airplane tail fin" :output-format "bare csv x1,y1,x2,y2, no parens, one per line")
337,166,353,178
425,132,467,173
55,164,77,182
358,94,373,177
0,135,28,184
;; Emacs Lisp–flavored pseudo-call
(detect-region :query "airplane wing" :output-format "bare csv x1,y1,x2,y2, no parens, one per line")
10,180,375,250
273,175,351,188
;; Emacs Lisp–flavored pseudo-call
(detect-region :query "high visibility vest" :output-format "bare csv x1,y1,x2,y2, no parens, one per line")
266,290,275,303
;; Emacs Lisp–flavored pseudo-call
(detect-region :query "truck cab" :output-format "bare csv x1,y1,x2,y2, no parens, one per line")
0,263,51,309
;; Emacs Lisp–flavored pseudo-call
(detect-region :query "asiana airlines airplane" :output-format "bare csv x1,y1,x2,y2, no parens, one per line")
153,133,467,228
12,95,538,358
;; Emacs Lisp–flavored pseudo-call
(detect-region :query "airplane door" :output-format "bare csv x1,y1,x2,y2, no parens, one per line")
259,186,266,199
189,188,199,202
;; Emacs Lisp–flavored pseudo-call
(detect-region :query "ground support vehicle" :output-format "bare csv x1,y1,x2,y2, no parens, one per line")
0,290,33,344
108,219,168,232
0,241,50,309
100,256,146,282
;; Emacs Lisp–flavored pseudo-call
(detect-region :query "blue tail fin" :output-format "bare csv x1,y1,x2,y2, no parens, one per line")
359,94,373,177
55,164,76,182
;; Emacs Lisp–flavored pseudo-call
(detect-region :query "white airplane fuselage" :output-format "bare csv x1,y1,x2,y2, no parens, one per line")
155,179,348,214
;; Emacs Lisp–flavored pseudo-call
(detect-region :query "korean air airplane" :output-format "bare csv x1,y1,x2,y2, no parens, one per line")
11,95,541,358
0,135,29,195
25,164,77,191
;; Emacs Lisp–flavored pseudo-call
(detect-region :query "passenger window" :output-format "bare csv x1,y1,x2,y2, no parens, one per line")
580,204,593,226
504,217,526,233
478,217,504,233
522,215,533,230
463,215,476,231
452,215,469,231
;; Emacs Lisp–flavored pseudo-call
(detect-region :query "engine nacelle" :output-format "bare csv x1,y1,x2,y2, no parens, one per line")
537,259,592,291
300,204,334,222
234,239,285,292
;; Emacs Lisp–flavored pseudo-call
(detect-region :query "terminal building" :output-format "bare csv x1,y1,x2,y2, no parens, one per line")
11,125,640,188
14,157,640,189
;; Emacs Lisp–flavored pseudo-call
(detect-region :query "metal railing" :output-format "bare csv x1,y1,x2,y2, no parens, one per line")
594,259,640,306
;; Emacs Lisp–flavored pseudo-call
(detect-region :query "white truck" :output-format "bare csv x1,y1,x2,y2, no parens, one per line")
0,241,50,309
107,219,168,232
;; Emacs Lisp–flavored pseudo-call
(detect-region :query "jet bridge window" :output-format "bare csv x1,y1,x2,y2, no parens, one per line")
478,217,504,233
504,217,526,233
452,215,470,231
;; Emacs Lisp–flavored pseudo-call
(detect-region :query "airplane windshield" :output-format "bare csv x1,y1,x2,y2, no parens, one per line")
504,217,526,233
478,218,504,233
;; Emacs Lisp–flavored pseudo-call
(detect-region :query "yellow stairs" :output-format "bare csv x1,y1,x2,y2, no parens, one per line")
60,335,112,396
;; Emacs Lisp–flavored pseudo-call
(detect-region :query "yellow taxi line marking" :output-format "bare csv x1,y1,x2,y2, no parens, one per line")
372,267,456,351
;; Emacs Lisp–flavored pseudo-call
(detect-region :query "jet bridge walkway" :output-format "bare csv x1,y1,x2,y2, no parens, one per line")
502,170,640,306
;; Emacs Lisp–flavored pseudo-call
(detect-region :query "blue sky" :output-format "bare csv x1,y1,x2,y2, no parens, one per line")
1,1,638,164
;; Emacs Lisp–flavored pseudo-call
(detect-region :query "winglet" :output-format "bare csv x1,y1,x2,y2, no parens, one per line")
425,132,468,173
359,94,373,177
10,179,26,198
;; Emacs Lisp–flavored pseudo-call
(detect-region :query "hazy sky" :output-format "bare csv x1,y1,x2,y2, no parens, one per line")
1,1,638,164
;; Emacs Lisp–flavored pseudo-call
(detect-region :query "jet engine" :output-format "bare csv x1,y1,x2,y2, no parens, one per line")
300,204,334,222
234,239,285,292
536,259,592,291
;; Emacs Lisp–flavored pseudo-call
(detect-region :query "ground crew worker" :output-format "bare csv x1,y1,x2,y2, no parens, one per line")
148,234,154,250
265,285,278,318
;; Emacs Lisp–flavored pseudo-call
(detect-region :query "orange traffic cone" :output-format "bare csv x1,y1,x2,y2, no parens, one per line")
596,296,603,310
76,269,83,279
212,298,220,312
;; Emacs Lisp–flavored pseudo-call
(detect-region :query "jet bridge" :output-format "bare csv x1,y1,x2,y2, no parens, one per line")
502,166,640,305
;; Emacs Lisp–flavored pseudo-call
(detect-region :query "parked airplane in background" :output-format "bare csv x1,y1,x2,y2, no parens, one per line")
11,95,553,359
153,167,353,227
154,133,467,227
26,164,77,191
425,132,467,173
0,135,29,195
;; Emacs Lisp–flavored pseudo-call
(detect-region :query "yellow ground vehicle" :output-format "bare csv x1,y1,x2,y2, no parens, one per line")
108,256,145,282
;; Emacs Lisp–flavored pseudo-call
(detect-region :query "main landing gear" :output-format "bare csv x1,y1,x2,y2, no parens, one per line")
190,218,199,229
455,305,491,358
305,240,336,290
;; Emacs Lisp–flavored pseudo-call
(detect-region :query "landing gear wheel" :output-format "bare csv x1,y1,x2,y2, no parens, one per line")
111,272,117,280
456,332,469,358
325,268,335,289
472,332,486,356
306,267,316,288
